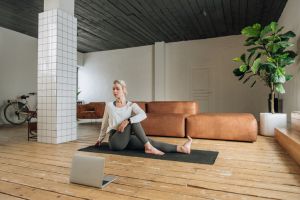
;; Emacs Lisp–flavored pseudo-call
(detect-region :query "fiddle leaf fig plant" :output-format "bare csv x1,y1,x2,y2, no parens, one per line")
233,22,297,114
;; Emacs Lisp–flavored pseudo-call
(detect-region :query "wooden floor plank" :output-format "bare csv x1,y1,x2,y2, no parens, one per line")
0,124,299,200
0,192,25,200
0,180,86,200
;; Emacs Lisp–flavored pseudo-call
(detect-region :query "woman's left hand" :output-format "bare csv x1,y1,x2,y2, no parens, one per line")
117,120,129,133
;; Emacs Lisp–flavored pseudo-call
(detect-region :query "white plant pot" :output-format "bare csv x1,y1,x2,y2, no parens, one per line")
260,113,287,136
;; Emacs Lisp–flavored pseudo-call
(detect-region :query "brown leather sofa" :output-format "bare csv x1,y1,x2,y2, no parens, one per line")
77,101,258,142
141,101,198,137
186,113,257,142
77,102,105,119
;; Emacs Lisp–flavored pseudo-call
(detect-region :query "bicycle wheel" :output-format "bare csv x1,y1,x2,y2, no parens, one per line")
4,102,29,125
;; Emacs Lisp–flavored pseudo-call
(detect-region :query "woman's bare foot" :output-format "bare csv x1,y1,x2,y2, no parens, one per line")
178,136,193,154
145,146,165,155
144,142,165,155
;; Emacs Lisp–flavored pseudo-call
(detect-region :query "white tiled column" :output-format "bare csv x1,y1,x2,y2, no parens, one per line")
37,9,77,144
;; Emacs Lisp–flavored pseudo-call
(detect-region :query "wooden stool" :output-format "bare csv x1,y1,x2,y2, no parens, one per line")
27,111,37,141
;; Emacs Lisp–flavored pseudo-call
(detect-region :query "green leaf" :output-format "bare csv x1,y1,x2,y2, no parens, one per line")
267,42,292,53
261,63,277,72
271,43,282,53
241,53,246,62
277,41,294,48
239,74,245,80
251,58,261,73
244,37,258,46
275,84,285,93
254,52,262,60
275,75,286,83
233,68,244,76
280,57,295,66
285,74,293,81
260,24,272,37
272,68,286,83
280,31,296,39
239,64,248,72
270,22,278,32
233,57,241,62
253,23,261,31
267,57,276,63
247,46,264,52
261,35,274,41
285,51,298,58
247,51,255,64
276,26,284,33
242,24,260,37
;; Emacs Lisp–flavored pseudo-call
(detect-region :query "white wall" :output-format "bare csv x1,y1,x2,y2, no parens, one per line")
0,27,38,124
278,0,300,118
80,35,270,118
165,35,268,116
78,45,154,102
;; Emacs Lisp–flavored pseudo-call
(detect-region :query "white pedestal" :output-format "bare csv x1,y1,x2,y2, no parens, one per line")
260,113,287,136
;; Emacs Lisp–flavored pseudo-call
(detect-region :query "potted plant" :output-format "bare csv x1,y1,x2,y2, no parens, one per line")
232,21,297,136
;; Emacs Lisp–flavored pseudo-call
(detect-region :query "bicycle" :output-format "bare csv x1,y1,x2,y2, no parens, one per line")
4,92,37,125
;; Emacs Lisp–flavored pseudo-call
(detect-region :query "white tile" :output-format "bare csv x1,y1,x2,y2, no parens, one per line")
47,137,52,143
71,134,77,140
41,137,47,143
51,130,56,137
67,135,71,141
57,137,62,144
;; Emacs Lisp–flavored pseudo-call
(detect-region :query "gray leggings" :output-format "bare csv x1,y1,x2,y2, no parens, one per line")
108,123,177,152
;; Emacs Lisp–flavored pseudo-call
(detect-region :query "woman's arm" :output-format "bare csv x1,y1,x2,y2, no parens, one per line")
97,104,109,142
129,103,147,123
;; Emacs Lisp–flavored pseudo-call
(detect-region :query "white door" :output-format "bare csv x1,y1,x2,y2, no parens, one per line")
189,66,214,113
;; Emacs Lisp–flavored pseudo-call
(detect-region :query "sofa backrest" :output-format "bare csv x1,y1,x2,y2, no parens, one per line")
147,101,199,115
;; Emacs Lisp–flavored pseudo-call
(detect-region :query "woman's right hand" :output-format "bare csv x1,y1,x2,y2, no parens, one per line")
117,120,129,133
95,140,101,147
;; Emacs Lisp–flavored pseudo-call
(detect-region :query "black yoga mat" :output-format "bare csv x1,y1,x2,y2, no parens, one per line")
78,143,218,165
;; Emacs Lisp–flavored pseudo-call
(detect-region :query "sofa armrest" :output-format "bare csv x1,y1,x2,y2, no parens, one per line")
77,104,88,113
90,102,106,118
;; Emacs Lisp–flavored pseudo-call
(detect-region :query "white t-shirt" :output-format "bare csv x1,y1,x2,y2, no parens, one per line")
98,101,147,142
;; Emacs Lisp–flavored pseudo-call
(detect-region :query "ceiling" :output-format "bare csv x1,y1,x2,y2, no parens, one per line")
0,0,287,53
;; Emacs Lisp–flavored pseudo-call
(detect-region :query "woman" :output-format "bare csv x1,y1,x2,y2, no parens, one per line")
95,80,193,155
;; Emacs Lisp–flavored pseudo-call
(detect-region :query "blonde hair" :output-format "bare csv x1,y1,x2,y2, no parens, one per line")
113,80,128,95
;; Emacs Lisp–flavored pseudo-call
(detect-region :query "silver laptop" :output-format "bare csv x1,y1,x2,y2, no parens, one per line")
70,154,117,188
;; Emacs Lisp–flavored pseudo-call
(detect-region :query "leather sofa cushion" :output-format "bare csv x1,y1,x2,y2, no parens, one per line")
141,113,188,137
147,101,199,115
186,113,257,142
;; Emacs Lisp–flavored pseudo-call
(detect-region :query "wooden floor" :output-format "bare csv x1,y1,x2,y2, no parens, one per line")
0,123,299,200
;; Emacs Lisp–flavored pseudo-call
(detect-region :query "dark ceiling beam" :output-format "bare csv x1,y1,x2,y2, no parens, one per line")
103,0,160,42
75,3,136,47
221,0,233,34
135,0,176,41
146,0,183,41
208,0,228,36
196,0,218,38
179,0,204,39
